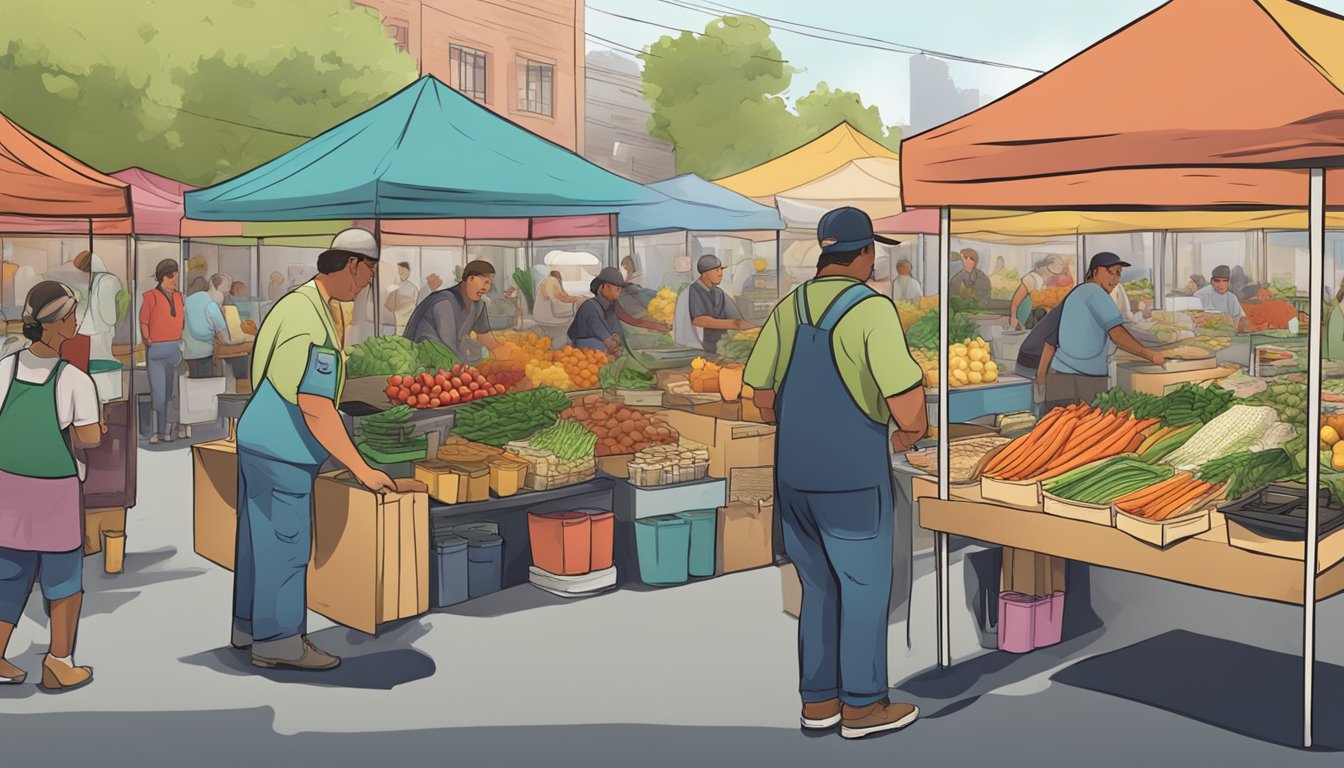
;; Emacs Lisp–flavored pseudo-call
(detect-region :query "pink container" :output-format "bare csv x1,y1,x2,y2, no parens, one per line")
997,591,1065,654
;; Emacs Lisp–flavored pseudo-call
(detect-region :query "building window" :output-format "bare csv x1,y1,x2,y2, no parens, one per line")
517,58,554,117
450,45,489,104
385,21,409,53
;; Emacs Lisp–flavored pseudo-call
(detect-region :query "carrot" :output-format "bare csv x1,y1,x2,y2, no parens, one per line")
985,407,1073,474
1046,414,1130,469
1152,482,1214,521
1007,418,1078,480
1115,473,1191,510
1135,478,1200,518
1124,432,1146,453
991,416,1062,478
1136,426,1175,456
1033,423,1138,480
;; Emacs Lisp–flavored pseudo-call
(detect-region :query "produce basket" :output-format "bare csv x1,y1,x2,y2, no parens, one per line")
626,440,711,488
980,475,1042,508
1219,484,1344,561
1042,492,1115,527
1114,506,1212,548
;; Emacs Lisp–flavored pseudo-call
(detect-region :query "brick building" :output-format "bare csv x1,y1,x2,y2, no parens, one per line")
354,0,585,152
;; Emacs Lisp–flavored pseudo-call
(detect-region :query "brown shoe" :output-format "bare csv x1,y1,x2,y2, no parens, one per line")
801,699,842,729
0,658,26,685
40,655,92,691
252,637,340,671
841,699,919,740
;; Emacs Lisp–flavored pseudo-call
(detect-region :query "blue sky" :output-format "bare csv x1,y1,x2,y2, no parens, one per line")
585,0,1344,126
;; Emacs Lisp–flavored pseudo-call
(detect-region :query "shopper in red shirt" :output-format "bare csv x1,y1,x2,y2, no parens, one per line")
139,259,186,444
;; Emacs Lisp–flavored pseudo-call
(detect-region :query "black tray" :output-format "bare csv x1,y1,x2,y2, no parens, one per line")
1218,484,1344,541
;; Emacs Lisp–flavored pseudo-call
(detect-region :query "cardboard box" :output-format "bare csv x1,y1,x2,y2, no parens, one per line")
310,473,430,634
596,453,635,478
192,439,239,570
781,562,801,618
728,466,773,503
660,406,775,479
83,507,127,556
717,498,774,574
1115,362,1237,397
1000,547,1065,598
1225,522,1344,571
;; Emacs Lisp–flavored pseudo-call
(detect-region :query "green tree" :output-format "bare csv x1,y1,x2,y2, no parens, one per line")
641,15,804,179
0,0,417,186
640,15,901,177
794,83,902,153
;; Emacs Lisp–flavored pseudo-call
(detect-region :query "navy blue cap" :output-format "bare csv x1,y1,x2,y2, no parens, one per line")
1087,252,1131,272
817,207,901,254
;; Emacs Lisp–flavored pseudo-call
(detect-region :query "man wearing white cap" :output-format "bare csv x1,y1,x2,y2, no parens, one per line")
231,228,395,672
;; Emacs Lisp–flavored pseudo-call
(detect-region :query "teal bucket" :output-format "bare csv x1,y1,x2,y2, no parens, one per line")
634,516,692,586
676,509,718,578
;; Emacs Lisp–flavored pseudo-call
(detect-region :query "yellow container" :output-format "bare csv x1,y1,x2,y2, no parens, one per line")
102,530,126,574
490,457,527,497
718,364,745,402
414,460,461,504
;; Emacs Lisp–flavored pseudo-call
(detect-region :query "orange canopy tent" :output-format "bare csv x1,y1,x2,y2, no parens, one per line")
901,0,1344,212
901,1,1343,749
0,112,131,228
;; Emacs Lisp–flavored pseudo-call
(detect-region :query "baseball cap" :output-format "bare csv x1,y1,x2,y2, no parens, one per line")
327,228,380,261
817,207,900,254
697,255,723,274
1211,265,1231,280
1087,252,1131,272
594,266,630,288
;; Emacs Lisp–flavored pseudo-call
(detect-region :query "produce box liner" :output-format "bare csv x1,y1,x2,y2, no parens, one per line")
1042,492,1116,527
1114,506,1212,549
980,475,1041,508
1219,484,1344,540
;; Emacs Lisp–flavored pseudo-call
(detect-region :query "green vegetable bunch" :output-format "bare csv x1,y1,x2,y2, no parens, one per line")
1043,456,1173,505
531,419,598,462
1159,384,1234,427
1091,388,1164,419
513,269,535,313
1198,448,1296,500
906,310,980,352
599,355,657,390
452,387,571,446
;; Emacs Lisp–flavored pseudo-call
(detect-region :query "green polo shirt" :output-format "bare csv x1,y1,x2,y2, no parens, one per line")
744,277,923,424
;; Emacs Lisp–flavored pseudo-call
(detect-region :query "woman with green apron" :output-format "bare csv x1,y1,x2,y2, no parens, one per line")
0,282,104,689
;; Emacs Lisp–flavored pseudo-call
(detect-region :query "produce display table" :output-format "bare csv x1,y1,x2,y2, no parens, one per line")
913,476,1344,605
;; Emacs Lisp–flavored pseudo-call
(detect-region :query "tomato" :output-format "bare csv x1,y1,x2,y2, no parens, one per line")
468,381,480,392
385,385,399,398
397,388,411,401
451,377,463,389
447,390,461,404
418,393,430,406
430,398,441,408
495,384,506,395
458,387,471,398
410,383,422,395
419,373,433,387
430,385,443,397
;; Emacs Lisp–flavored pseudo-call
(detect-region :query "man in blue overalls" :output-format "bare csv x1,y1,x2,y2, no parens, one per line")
232,228,395,671
746,207,928,739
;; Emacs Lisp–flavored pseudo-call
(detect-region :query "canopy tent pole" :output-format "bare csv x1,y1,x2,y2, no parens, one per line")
1076,235,1086,280
609,214,618,269
372,219,383,339
1303,167,1324,749
936,206,952,669
1154,231,1168,311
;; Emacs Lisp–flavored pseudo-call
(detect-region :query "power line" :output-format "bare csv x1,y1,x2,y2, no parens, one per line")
588,6,789,64
148,98,318,139
650,0,1044,73
586,33,665,59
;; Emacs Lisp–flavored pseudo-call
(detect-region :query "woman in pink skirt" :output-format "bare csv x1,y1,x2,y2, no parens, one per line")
0,282,104,690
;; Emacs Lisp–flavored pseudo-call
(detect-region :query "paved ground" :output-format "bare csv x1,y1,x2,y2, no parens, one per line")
3,435,1344,766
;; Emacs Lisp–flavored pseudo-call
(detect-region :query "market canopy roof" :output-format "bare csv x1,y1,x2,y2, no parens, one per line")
185,76,664,222
715,123,903,225
901,0,1344,212
111,168,194,237
0,111,130,227
619,174,784,236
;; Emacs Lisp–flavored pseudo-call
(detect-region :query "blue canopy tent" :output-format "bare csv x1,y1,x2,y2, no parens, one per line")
183,75,675,334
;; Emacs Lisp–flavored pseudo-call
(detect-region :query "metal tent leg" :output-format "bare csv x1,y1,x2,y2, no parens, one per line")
1303,167,1325,749
937,206,953,669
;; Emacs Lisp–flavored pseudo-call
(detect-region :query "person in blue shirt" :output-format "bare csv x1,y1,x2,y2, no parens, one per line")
1038,252,1165,411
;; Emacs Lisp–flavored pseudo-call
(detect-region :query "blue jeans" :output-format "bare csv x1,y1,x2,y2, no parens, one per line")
232,449,320,656
146,341,182,436
779,480,894,708
0,546,83,624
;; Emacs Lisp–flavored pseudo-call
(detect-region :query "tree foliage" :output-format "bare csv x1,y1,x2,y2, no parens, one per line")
0,0,418,186
640,15,901,179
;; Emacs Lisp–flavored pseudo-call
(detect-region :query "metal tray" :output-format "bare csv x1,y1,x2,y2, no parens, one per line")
1218,484,1344,541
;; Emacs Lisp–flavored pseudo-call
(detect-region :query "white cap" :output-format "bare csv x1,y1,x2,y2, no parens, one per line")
330,228,379,261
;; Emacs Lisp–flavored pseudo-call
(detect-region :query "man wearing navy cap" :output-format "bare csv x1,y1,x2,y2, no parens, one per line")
1038,252,1166,411
745,206,926,740
687,254,754,353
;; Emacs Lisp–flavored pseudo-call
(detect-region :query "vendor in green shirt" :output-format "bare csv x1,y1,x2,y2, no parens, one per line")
231,228,395,673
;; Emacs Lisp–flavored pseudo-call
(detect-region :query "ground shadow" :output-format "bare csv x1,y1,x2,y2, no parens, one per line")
178,620,436,690
1052,629,1344,751
436,584,592,618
